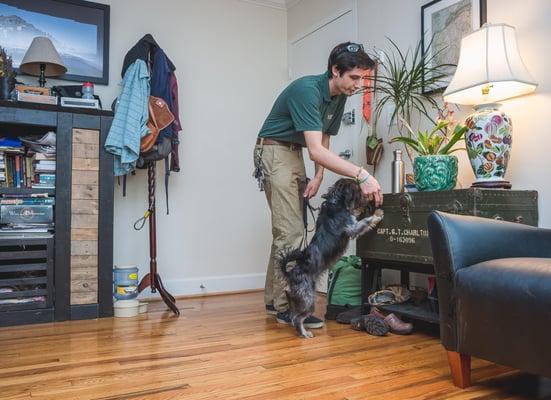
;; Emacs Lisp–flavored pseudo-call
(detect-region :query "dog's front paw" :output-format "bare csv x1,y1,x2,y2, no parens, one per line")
373,208,384,219
300,330,314,339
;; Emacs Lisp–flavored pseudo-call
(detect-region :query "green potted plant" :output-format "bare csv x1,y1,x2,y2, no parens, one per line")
368,37,452,163
391,114,468,191
0,46,16,100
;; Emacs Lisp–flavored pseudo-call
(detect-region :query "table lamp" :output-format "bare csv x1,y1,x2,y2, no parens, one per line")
20,37,67,87
443,23,537,188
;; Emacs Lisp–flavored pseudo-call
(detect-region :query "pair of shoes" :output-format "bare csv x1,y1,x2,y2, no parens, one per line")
335,307,363,324
265,304,278,315
369,307,413,335
350,314,389,336
276,311,324,329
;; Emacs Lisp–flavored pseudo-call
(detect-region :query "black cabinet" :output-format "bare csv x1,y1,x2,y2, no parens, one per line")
0,100,114,326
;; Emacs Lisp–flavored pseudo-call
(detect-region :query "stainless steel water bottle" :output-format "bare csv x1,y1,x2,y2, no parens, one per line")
391,149,404,193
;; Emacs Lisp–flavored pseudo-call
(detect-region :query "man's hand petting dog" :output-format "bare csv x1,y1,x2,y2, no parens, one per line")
358,171,383,207
278,178,384,338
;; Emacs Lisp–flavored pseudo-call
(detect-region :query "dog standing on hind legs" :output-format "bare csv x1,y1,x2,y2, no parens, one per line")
278,178,383,338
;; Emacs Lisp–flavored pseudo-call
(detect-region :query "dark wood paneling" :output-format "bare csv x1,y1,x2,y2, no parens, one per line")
0,105,57,127
73,114,101,130
98,116,114,317
0,308,54,326
0,100,114,117
70,304,99,320
54,112,73,321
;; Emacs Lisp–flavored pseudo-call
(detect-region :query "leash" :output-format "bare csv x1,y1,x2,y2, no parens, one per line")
300,178,319,249
133,209,152,230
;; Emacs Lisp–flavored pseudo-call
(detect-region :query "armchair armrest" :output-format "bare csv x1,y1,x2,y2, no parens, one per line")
428,211,551,276
428,211,551,349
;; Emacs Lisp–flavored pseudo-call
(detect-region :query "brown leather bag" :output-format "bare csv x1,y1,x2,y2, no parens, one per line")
141,96,175,153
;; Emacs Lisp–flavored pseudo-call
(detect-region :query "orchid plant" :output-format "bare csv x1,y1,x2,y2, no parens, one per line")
390,103,468,156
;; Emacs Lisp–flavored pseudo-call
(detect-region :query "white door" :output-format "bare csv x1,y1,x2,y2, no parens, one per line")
289,9,361,292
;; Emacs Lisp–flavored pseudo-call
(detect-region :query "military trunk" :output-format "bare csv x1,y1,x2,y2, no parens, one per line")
357,188,538,265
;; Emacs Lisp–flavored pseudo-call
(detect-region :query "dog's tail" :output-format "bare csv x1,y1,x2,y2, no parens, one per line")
277,248,304,278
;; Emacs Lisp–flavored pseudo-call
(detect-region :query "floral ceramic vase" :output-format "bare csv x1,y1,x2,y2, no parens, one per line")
464,105,512,186
413,155,458,191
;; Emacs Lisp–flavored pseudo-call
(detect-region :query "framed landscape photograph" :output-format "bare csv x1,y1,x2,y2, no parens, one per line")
421,0,487,94
0,0,110,84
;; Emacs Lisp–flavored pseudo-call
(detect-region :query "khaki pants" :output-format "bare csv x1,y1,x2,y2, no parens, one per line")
254,143,306,312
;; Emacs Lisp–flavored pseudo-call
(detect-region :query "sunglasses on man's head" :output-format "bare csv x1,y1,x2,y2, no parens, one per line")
346,43,364,52
336,43,364,56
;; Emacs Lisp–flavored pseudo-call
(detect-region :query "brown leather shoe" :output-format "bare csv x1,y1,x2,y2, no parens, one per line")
369,307,413,335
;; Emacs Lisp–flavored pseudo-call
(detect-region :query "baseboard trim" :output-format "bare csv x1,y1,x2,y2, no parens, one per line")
138,273,266,300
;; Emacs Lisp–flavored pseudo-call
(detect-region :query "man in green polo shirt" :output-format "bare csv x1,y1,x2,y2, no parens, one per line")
254,42,383,329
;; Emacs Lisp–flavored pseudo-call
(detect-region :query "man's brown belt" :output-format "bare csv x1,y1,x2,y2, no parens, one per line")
256,138,302,151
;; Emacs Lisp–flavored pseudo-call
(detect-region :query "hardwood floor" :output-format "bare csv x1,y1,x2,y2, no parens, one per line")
0,291,549,399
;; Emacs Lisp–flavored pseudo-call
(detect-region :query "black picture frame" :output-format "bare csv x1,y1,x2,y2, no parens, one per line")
0,0,110,85
421,0,487,94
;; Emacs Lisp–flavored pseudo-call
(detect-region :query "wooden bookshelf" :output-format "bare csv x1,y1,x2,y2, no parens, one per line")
0,100,114,326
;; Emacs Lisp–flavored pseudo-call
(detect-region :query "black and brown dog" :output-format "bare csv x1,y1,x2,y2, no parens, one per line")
278,178,383,338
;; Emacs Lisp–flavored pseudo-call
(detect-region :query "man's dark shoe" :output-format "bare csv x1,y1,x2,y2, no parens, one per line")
350,314,389,336
335,307,363,324
369,307,413,335
276,311,324,328
265,304,277,315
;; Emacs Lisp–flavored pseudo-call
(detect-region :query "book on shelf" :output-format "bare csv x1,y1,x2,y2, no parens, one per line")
0,223,54,234
34,153,56,161
0,204,54,225
1,192,51,198
0,197,55,205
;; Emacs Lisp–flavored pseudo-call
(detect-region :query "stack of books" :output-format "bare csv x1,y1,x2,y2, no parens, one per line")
0,132,56,190
0,194,54,235
33,154,56,189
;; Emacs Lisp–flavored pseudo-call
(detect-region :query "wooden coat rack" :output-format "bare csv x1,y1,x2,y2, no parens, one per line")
137,161,180,315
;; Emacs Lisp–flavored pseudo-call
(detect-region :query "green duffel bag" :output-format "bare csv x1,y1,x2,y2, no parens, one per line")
325,255,362,320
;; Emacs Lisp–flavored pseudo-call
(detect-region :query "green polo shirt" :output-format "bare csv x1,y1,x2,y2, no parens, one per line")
258,73,347,146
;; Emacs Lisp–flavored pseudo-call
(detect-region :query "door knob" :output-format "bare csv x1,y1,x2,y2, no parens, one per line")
339,149,352,159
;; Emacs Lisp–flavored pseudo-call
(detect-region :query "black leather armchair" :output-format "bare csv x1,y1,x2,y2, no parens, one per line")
427,211,551,388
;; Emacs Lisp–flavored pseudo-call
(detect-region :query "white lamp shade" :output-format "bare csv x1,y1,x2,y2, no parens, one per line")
20,36,67,77
443,23,537,105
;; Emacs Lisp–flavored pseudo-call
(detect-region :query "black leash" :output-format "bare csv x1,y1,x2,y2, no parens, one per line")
300,178,319,249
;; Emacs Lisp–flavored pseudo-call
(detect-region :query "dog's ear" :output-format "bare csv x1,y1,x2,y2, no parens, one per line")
321,180,340,204
323,179,362,209
342,180,363,210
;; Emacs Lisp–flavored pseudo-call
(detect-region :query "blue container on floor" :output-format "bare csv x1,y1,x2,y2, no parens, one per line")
113,266,139,300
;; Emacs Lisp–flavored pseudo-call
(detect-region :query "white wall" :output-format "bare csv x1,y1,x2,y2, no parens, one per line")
356,0,551,228
17,0,287,297
287,0,354,41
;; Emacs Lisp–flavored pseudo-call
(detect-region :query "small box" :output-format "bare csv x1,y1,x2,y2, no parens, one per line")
15,85,51,96
17,92,58,105
60,97,100,109
0,204,54,224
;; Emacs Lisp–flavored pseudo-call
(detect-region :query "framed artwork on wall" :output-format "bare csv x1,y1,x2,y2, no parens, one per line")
0,0,110,85
421,0,487,94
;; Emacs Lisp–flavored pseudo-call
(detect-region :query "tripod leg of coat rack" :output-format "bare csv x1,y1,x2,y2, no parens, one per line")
138,161,180,316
